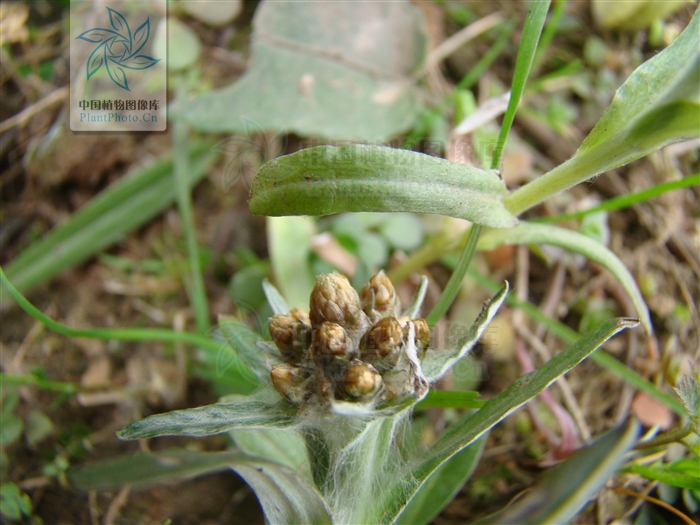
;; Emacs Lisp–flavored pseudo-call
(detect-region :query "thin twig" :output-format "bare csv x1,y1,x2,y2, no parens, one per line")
0,87,68,133
418,12,504,76
103,485,130,525
612,487,696,525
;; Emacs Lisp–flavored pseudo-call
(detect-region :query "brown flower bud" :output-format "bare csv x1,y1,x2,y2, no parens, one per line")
309,273,364,328
360,271,400,318
364,317,403,356
313,322,348,358
270,363,306,403
412,318,431,349
269,309,311,360
338,361,382,400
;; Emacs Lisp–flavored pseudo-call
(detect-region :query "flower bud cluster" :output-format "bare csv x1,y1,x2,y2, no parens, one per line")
269,272,430,409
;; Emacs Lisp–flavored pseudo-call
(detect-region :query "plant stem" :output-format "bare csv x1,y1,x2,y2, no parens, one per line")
427,224,482,326
0,267,224,356
533,173,700,223
0,372,77,394
173,121,210,334
427,0,551,324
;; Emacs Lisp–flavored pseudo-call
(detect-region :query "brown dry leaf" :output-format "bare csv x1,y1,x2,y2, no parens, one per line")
0,3,29,44
80,356,112,388
631,391,674,429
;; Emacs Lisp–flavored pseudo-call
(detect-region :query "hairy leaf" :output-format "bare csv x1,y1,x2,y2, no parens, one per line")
471,419,640,524
396,436,486,525
250,145,517,228
117,394,297,439
171,0,427,141
505,7,700,215
377,317,638,523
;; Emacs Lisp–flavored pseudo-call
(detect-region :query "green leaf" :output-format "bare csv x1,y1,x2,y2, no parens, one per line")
422,283,509,381
505,8,700,215
171,1,427,142
231,429,311,481
232,456,332,525
3,143,215,299
0,483,32,521
262,279,291,315
396,435,486,525
250,145,517,228
70,448,245,491
478,222,652,334
377,317,638,523
71,447,332,525
267,216,316,309
379,213,425,252
416,390,484,410
217,318,277,385
623,463,700,491
591,0,692,30
470,419,640,525
117,393,297,439
154,17,200,70
25,410,54,446
0,413,23,447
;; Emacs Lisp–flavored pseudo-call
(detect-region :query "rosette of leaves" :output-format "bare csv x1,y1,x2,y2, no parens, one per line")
76,7,160,91
117,272,637,524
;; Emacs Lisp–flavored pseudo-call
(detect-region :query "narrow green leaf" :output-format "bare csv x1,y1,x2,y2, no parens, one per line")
268,216,316,309
217,318,277,384
3,143,215,298
262,279,291,315
117,394,297,439
534,173,700,223
396,436,486,525
466,268,686,415
479,222,652,334
506,7,700,215
490,0,551,169
70,448,245,491
378,317,638,523
623,463,700,491
70,447,333,525
423,283,509,381
231,429,311,481
173,121,209,334
470,419,641,525
0,267,260,392
416,390,485,410
250,145,517,228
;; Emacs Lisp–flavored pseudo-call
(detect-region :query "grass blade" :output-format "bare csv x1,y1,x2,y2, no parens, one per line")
490,0,551,169
3,142,215,300
534,173,700,223
173,122,210,334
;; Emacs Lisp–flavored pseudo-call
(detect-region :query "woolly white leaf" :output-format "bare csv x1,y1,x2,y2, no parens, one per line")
117,393,297,439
